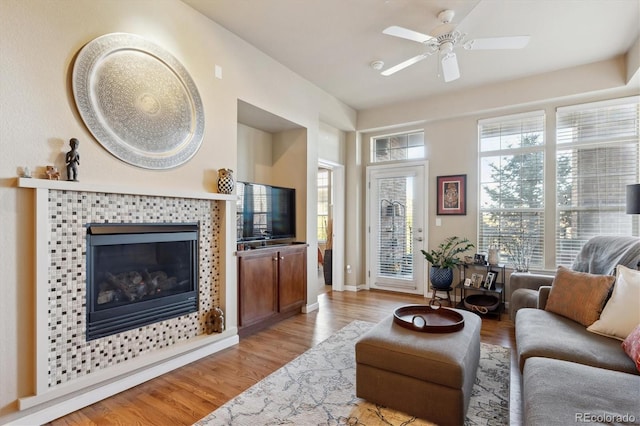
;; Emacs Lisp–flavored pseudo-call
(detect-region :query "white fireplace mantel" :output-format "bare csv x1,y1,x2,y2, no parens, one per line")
14,177,239,425
17,177,236,201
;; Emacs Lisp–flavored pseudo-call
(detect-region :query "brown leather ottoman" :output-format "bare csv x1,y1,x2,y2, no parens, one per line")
355,310,481,425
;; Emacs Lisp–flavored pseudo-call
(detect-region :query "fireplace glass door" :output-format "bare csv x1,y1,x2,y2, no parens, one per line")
86,223,199,340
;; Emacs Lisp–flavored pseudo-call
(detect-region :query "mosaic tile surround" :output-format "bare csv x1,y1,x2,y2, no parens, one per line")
47,190,221,387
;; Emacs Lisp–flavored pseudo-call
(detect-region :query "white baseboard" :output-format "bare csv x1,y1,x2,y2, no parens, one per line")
5,334,239,426
303,302,319,313
344,284,366,292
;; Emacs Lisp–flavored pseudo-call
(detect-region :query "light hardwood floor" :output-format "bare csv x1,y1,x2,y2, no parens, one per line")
47,290,519,425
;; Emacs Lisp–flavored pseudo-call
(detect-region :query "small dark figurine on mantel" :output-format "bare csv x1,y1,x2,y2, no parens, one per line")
65,138,80,181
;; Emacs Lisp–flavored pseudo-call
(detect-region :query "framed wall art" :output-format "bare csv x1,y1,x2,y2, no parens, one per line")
437,174,467,215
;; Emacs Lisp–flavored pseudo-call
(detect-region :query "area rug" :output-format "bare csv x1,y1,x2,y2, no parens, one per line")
195,320,510,425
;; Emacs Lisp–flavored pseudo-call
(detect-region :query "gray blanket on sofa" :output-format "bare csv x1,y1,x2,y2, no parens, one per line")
571,236,640,275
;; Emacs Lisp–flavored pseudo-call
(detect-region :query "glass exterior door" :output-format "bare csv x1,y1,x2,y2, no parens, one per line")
367,163,426,294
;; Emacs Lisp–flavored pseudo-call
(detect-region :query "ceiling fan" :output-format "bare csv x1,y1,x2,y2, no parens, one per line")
381,9,530,82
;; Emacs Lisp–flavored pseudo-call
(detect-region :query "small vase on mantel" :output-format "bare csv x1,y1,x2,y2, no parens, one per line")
217,168,235,194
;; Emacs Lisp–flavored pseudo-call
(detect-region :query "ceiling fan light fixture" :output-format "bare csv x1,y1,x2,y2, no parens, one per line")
440,41,454,54
441,52,460,82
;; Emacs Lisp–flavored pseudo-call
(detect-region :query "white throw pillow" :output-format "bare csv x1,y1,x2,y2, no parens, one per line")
587,264,640,340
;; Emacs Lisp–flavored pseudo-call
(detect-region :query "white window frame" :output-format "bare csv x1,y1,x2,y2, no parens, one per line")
478,111,546,270
555,96,640,266
371,130,425,163
478,97,640,271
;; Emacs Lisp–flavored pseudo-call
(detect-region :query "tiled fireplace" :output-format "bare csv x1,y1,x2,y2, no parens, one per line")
17,178,237,416
47,190,219,386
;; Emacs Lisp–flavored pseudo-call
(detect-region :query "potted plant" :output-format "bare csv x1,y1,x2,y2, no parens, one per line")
421,236,475,289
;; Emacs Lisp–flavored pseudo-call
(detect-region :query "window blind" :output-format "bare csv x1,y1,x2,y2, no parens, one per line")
478,111,546,269
555,96,640,266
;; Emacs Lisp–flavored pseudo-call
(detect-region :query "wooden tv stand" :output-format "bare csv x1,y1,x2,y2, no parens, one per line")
236,243,307,337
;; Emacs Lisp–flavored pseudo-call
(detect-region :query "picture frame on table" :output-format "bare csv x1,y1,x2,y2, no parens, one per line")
474,253,486,265
471,273,483,288
485,271,496,289
436,174,467,215
463,277,472,287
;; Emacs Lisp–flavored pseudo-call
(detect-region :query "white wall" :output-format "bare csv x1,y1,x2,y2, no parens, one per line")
318,123,346,165
0,0,356,421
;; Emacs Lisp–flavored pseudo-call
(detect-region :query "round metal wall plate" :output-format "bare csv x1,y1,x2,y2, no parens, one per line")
72,33,204,169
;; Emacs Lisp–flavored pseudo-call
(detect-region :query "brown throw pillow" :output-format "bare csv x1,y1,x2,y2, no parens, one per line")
545,266,615,327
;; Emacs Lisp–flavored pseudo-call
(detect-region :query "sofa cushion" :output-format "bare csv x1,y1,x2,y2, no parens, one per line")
523,357,640,426
545,266,614,327
588,264,640,340
622,325,640,373
515,308,638,375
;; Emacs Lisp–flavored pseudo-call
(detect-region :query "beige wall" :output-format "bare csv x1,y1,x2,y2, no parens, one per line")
346,60,639,292
0,0,355,420
1,0,638,421
272,129,309,244
237,124,274,183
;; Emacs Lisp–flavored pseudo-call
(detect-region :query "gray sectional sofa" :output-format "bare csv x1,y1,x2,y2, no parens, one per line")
516,303,639,425
512,236,640,425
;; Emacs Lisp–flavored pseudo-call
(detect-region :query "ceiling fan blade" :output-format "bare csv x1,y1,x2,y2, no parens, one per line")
466,35,530,50
382,26,434,44
441,52,460,82
381,54,429,76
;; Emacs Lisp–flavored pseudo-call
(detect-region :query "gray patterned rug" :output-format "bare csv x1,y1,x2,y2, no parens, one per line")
195,320,510,425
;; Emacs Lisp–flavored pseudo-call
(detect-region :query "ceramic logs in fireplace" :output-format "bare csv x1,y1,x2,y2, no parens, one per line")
86,223,199,340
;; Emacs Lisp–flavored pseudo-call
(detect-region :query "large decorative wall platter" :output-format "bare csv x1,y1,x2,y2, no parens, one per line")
72,33,204,169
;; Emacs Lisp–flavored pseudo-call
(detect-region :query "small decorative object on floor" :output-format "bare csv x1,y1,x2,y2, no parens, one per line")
65,138,80,181
45,165,60,180
217,168,235,194
205,306,225,334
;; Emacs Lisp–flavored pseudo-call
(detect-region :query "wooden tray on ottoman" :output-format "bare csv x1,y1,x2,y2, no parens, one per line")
393,304,464,333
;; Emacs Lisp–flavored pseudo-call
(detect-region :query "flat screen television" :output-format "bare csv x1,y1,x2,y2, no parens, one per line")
236,181,296,242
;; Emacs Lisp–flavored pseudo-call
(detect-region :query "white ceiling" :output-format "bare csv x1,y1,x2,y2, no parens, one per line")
183,0,640,112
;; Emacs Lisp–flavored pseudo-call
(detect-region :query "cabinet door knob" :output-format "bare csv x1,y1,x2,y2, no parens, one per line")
273,257,278,261
280,256,285,260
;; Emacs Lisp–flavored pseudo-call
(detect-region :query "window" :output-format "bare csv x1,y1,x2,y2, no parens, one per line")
478,97,639,271
372,131,424,163
478,111,545,270
556,97,640,265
